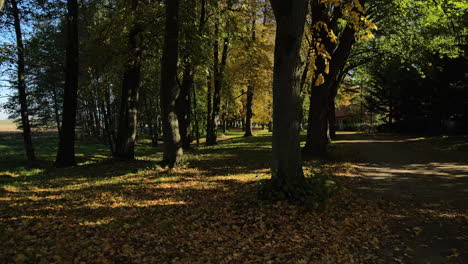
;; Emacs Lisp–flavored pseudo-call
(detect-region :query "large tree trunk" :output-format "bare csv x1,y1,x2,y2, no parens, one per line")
160,0,182,167
206,21,229,145
304,23,356,157
11,0,36,165
115,0,141,160
176,64,193,149
56,0,79,167
175,0,206,149
303,83,330,156
262,0,308,202
328,95,337,140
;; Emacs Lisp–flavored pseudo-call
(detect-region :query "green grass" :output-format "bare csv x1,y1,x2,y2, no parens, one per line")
411,135,468,151
0,131,393,263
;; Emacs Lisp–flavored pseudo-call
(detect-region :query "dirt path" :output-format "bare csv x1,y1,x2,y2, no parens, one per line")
335,132,468,263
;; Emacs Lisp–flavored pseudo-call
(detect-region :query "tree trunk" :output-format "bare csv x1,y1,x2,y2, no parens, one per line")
192,82,200,147
205,74,213,143
176,64,193,149
115,0,141,160
56,0,79,167
244,84,254,137
11,0,36,165
262,0,308,202
244,17,256,138
51,87,61,135
303,83,330,156
160,0,182,167
104,87,116,154
304,24,356,157
328,96,337,140
206,20,229,145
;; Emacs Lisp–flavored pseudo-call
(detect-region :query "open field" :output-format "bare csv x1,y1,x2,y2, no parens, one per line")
0,120,19,132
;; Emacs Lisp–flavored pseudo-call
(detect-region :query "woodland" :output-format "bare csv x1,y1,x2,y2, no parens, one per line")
0,0,467,263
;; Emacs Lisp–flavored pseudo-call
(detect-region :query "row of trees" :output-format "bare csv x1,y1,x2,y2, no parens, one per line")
360,0,468,133
1,0,466,199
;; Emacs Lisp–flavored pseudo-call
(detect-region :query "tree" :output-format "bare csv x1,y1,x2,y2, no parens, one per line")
114,0,142,160
56,0,79,167
244,16,256,137
9,0,36,165
354,0,468,133
261,0,309,201
302,0,372,156
206,1,231,146
160,0,183,167
176,0,207,149
26,23,65,133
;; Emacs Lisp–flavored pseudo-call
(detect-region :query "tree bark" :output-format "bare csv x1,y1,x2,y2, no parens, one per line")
328,95,337,140
206,21,229,145
103,86,116,154
205,74,213,143
262,0,308,201
11,0,36,165
175,0,206,149
244,84,254,137
244,17,256,137
303,82,330,156
51,87,61,135
192,82,200,147
176,64,193,149
160,0,182,167
115,0,141,160
304,23,356,157
56,0,79,167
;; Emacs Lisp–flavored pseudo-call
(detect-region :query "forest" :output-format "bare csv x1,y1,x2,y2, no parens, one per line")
0,0,467,263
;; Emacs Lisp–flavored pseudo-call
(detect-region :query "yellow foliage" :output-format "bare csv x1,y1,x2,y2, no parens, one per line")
315,74,325,86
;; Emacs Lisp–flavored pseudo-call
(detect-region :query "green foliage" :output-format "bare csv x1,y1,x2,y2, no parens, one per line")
258,171,338,205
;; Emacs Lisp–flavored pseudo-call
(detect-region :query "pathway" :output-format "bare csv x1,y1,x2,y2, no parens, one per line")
335,132,468,264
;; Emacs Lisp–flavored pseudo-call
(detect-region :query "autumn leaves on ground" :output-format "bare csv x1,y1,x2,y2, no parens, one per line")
1,131,466,263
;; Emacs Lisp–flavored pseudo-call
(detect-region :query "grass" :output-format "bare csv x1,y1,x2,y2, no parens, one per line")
410,135,468,151
2,131,468,263
0,131,406,263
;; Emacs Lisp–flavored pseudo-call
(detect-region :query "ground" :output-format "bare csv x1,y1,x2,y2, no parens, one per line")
0,131,467,263
335,132,468,264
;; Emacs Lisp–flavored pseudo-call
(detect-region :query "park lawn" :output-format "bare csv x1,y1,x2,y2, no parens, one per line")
410,135,468,151
1,132,390,263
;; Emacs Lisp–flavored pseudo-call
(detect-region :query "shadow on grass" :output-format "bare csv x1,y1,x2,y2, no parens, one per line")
186,134,272,176
1,132,468,263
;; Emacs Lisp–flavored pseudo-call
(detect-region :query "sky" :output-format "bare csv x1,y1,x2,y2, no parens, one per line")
0,12,31,121
0,93,9,120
